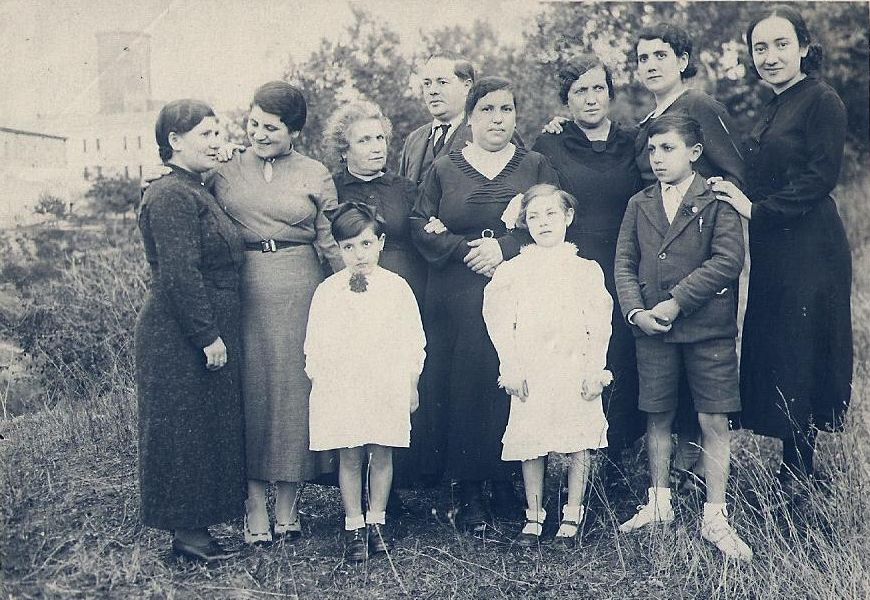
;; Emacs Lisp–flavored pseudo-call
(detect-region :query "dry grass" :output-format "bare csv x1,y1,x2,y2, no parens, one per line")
1,171,868,599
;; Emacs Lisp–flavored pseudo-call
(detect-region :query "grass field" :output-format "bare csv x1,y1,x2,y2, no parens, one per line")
1,171,868,599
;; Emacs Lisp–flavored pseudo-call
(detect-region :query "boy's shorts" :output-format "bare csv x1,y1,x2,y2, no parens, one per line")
635,336,740,414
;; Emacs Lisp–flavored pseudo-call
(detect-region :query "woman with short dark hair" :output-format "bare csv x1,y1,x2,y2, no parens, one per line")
136,99,246,562
211,80,344,544
709,5,853,501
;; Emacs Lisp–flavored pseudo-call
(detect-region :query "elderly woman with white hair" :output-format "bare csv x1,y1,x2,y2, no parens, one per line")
323,100,428,500
325,100,427,306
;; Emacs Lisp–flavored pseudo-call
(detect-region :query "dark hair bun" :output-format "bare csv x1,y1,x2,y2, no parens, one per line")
803,42,824,73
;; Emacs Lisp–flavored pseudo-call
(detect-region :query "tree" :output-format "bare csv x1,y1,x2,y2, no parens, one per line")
285,6,427,173
33,192,67,220
85,175,141,221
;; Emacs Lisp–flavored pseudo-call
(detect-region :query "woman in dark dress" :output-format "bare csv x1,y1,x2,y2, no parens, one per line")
323,100,427,496
545,26,746,485
532,54,644,485
710,5,852,497
411,77,559,529
135,99,246,562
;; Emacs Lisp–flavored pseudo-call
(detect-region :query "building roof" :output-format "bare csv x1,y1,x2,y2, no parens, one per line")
0,126,67,141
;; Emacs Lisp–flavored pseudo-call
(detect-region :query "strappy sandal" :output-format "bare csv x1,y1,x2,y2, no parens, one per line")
554,505,584,548
274,518,302,540
244,500,273,546
514,508,545,548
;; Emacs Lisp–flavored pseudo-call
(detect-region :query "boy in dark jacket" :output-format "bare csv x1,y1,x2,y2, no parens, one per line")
614,115,751,561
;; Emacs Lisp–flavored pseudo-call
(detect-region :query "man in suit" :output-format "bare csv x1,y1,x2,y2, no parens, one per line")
614,115,751,561
399,54,475,186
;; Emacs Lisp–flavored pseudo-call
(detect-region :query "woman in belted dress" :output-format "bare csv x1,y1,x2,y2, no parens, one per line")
411,76,559,529
211,81,344,543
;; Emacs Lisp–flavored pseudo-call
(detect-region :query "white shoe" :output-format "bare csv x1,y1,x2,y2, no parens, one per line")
701,513,753,561
618,500,674,533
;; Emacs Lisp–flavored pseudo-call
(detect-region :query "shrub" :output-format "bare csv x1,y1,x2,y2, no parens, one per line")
32,192,67,219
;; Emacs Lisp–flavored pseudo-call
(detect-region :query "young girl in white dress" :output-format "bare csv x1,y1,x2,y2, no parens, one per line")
483,183,613,546
305,202,425,562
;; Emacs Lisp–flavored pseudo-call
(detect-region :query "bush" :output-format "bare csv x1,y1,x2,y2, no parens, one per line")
33,192,67,219
85,175,141,221
4,223,146,404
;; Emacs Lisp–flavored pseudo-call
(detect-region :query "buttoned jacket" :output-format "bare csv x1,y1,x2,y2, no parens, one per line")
614,174,744,343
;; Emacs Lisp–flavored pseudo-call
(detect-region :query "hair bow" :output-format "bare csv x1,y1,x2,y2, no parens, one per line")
501,193,524,230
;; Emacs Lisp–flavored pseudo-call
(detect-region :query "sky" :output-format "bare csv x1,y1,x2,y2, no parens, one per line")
0,0,544,125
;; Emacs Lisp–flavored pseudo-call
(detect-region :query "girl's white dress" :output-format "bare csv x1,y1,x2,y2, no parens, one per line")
483,242,612,461
305,266,426,450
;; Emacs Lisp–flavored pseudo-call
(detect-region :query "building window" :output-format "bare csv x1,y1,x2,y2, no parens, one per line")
123,136,128,150
83,166,90,180
124,165,129,178
83,139,87,153
96,166,102,178
138,165,143,179
96,138,101,152
137,136,142,149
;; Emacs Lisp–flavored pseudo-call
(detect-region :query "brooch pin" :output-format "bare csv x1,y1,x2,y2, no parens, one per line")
681,204,699,217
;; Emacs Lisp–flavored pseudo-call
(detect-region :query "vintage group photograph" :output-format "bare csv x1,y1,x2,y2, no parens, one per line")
1,1,868,598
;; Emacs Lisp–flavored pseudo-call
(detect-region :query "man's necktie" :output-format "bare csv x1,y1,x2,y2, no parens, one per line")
432,123,451,156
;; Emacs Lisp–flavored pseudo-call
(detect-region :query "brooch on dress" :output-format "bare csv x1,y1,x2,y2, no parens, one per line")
349,272,369,293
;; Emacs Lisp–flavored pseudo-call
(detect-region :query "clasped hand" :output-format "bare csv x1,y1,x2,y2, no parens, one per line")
634,298,681,336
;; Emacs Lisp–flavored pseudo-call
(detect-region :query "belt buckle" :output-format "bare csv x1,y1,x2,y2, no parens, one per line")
260,239,277,253
481,228,495,239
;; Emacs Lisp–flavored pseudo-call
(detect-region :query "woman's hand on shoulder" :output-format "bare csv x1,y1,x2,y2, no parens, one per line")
216,142,246,162
707,177,752,219
541,115,570,135
140,164,173,190
203,336,228,371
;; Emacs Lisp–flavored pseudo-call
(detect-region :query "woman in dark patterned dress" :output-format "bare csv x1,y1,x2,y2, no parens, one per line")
135,99,246,562
411,77,559,529
710,5,852,500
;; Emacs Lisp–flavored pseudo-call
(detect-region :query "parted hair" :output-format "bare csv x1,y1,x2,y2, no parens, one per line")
426,54,476,83
323,100,393,168
558,54,615,104
251,81,307,132
647,114,704,148
329,202,385,242
635,22,698,80
155,99,215,163
465,76,517,117
516,184,577,231
745,4,824,76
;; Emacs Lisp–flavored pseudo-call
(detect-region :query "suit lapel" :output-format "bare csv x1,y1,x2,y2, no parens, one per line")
637,184,670,239
659,175,715,250
442,119,472,157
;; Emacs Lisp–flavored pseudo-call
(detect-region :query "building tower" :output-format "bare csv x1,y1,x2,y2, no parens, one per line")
96,31,151,114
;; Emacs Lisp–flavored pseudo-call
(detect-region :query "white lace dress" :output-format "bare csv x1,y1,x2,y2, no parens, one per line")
483,243,612,461
305,267,426,450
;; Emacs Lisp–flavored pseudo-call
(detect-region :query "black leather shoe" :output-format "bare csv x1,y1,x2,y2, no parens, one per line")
490,481,523,522
367,523,391,554
171,537,236,563
455,498,488,531
514,528,542,549
344,528,368,562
